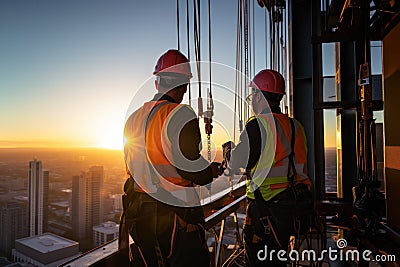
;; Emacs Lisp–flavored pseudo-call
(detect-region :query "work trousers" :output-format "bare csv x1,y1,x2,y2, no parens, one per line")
129,200,210,267
243,184,313,267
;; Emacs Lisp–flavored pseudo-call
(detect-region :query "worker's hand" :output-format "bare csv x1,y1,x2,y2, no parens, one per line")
221,141,235,172
210,162,222,178
222,141,235,162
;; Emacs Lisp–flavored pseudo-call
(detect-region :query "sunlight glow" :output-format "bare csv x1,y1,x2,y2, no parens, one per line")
98,122,124,150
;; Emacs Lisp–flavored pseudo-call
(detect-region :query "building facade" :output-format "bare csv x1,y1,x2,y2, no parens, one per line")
92,221,119,246
72,166,104,241
28,160,49,236
12,233,79,267
0,201,28,257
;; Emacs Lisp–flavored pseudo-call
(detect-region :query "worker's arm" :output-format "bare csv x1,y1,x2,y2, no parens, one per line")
167,105,216,186
228,117,266,171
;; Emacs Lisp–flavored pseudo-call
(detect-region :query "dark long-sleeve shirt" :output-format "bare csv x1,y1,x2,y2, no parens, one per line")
152,93,213,186
229,106,282,172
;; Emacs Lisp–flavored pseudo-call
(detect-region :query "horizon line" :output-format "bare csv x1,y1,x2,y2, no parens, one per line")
0,145,339,150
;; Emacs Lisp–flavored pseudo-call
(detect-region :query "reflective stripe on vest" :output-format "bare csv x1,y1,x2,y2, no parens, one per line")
247,113,311,201
124,101,193,195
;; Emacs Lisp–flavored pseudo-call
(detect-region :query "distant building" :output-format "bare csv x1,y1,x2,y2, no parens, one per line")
12,233,79,267
111,194,123,211
0,202,28,258
92,221,119,246
28,160,49,236
72,166,104,241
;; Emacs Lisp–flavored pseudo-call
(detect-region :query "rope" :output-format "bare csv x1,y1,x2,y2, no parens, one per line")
186,0,191,106
208,0,212,95
238,0,244,131
193,0,202,116
277,8,280,71
240,0,244,126
177,0,180,51
282,2,288,113
234,0,239,141
252,0,255,79
207,0,212,162
265,8,268,68
269,7,273,69
244,0,249,121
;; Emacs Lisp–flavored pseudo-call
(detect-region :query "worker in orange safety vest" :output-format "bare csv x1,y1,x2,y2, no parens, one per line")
222,69,313,267
122,49,220,267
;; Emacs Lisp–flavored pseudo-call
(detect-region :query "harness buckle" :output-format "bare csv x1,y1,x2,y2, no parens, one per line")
259,216,271,235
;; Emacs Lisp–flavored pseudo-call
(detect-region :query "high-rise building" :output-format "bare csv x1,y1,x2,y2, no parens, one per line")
72,166,104,241
0,201,28,257
42,170,49,233
92,221,119,246
28,160,49,237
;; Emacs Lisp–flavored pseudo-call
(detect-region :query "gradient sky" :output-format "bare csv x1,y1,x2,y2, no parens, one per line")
0,0,274,149
0,0,381,150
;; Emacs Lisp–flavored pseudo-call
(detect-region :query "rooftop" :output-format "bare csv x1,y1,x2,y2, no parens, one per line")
93,221,119,234
15,233,78,254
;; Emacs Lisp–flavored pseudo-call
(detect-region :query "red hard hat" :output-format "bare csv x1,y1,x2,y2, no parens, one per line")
153,49,192,78
249,69,285,95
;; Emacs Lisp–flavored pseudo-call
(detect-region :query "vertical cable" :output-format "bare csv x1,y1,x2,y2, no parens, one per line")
252,0,255,77
244,0,249,121
265,8,268,68
283,1,288,113
236,0,244,132
208,0,212,94
186,0,191,105
193,0,202,117
177,0,180,50
197,0,201,100
207,0,212,162
277,8,280,72
269,8,273,69
240,0,244,129
193,0,201,98
234,0,241,140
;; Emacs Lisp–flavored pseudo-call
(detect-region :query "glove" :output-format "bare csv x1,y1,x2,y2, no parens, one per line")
221,141,235,170
210,162,222,178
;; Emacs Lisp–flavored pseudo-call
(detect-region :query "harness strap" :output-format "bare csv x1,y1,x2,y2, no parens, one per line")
144,101,173,187
251,117,297,248
287,118,297,187
119,101,171,259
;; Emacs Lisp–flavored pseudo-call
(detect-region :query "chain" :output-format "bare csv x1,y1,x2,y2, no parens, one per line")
207,133,211,162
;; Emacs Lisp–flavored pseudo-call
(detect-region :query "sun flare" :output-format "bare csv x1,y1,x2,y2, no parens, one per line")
98,122,124,150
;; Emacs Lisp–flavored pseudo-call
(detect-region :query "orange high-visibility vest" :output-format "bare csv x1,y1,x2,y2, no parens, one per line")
124,100,193,194
246,113,311,202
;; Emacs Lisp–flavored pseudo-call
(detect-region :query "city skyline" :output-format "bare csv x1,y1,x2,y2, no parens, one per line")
0,148,125,258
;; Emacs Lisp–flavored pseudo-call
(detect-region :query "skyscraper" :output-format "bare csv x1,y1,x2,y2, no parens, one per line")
28,159,49,237
72,166,104,242
42,170,49,233
0,201,28,257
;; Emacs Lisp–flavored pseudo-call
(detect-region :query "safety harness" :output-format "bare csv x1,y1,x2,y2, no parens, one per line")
119,101,205,265
250,117,303,248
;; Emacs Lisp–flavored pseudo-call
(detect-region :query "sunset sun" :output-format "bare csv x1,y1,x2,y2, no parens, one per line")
98,122,124,150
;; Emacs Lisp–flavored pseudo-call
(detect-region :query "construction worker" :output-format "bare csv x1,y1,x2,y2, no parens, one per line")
122,49,220,267
222,69,313,267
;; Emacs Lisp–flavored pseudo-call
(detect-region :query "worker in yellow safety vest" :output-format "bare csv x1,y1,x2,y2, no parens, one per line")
122,49,220,267
222,69,313,267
